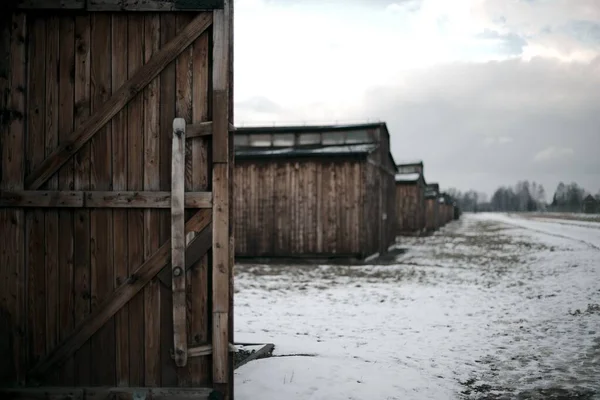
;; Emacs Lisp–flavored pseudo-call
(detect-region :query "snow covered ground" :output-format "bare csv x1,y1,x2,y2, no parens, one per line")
234,213,600,399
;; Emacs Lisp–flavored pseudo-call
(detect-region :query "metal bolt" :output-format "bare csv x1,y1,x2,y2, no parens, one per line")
173,267,183,277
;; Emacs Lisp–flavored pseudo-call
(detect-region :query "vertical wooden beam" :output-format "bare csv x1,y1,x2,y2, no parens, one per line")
111,12,129,388
315,163,322,254
174,12,194,387
26,15,47,373
57,14,76,385
159,13,176,247
1,12,26,385
89,12,115,386
44,16,60,384
73,14,92,386
143,13,161,388
126,13,145,387
212,0,232,392
189,23,211,386
158,12,177,387
171,118,187,368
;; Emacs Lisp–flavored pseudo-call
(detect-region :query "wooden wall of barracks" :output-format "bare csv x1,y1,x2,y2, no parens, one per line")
0,2,234,398
395,182,425,234
425,198,439,232
234,138,396,260
234,153,396,259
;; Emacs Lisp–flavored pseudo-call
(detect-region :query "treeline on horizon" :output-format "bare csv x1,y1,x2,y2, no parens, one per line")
447,181,600,213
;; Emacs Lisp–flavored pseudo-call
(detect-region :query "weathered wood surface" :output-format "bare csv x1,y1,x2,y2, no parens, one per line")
0,191,212,208
28,210,211,380
110,13,129,387
234,127,397,260
1,13,27,386
142,13,162,388
396,182,426,234
234,159,365,257
0,387,214,400
13,0,225,11
1,9,233,393
425,198,439,231
211,0,231,392
24,12,213,190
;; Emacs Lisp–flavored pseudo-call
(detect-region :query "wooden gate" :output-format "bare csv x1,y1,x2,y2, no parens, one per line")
0,1,234,399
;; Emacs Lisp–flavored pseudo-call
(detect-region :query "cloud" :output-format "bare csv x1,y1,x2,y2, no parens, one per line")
386,1,421,13
484,136,514,147
233,0,600,196
533,146,575,163
475,29,528,56
355,56,600,194
474,0,600,61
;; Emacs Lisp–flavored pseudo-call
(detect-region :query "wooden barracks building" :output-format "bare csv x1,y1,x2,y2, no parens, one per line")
233,122,398,260
395,161,426,235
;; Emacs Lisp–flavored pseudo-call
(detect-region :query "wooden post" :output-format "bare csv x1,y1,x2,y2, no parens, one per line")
212,0,231,393
172,118,187,367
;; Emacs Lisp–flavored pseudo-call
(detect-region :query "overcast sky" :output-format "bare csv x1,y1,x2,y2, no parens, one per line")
233,0,600,198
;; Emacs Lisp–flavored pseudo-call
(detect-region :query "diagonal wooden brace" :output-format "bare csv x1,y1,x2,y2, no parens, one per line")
27,209,211,380
24,13,213,190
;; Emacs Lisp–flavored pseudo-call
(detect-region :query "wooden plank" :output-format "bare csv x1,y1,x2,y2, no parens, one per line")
26,16,47,373
211,161,229,383
175,13,193,198
89,12,115,386
73,14,91,386
159,281,177,387
211,2,230,164
84,191,212,209
44,17,60,384
212,9,231,387
14,0,85,9
0,190,212,208
24,12,214,191
1,13,27,385
0,11,12,384
0,387,214,400
57,15,76,385
186,121,212,138
232,344,274,370
186,122,234,138
87,0,225,11
158,15,177,385
171,118,187,367
212,91,228,164
13,0,223,11
87,191,212,208
352,162,361,251
159,12,176,248
316,163,323,253
337,162,347,253
13,0,224,10
0,190,82,207
212,312,228,385
111,13,128,387
311,162,320,254
126,13,145,387
27,210,212,380
189,24,211,384
143,13,161,388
